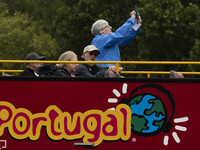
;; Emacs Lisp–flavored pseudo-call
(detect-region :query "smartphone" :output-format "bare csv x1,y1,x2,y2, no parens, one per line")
134,5,140,20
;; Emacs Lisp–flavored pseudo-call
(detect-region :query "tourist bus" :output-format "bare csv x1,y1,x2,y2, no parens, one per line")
0,75,196,150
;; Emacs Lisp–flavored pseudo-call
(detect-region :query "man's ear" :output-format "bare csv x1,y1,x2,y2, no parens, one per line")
99,30,104,34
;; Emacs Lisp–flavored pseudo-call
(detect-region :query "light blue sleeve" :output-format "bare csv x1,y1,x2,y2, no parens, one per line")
98,18,137,47
118,27,141,47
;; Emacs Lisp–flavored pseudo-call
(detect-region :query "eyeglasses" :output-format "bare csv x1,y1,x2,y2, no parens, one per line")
89,51,98,57
101,25,111,30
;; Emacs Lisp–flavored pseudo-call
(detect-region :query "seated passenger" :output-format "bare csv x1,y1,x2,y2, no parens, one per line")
19,52,45,77
38,51,78,77
170,70,184,78
74,45,120,78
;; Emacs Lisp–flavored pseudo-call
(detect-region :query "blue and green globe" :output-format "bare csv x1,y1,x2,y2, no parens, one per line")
128,94,166,136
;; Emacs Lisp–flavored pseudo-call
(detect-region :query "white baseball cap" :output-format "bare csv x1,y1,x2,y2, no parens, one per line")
83,45,100,54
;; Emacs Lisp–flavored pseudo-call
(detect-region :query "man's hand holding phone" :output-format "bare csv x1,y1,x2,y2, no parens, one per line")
131,5,142,31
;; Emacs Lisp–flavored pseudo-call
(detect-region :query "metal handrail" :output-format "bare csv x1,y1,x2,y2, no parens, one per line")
0,70,23,76
0,60,199,77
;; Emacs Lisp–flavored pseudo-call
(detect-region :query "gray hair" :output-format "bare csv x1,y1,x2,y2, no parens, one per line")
58,51,77,68
91,19,108,35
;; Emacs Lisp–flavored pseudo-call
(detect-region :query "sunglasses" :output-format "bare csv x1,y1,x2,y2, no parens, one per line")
89,52,99,57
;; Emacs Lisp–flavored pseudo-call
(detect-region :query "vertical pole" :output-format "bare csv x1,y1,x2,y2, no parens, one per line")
116,63,119,76
147,73,150,78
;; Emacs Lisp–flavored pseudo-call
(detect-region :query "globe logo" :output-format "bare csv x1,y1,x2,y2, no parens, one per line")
129,93,166,136
119,84,175,136
116,83,189,146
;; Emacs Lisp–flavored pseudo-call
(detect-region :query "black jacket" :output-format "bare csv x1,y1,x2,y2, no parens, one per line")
73,62,108,78
19,68,36,76
38,65,71,77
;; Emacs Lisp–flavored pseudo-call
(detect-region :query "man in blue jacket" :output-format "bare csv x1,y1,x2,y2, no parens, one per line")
91,11,142,67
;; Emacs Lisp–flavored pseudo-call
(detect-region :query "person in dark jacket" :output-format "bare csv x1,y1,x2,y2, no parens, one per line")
74,45,120,78
38,51,78,77
19,52,45,77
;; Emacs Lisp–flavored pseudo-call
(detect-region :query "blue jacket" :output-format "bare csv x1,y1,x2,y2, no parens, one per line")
91,18,141,67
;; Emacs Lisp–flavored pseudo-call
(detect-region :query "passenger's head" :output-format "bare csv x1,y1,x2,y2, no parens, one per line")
58,51,78,74
25,52,45,73
91,19,112,35
83,45,100,62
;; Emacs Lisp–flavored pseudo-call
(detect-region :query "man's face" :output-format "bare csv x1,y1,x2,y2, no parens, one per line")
100,23,112,34
31,63,43,73
66,56,78,74
83,51,99,61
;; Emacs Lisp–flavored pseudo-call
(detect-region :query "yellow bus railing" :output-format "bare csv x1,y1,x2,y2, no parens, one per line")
1,60,200,77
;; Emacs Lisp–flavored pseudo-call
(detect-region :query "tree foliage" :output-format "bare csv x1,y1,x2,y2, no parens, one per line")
0,1,59,69
0,0,200,75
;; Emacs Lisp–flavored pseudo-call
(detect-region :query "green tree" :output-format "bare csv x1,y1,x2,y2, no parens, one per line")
124,0,200,75
3,0,65,53
1,0,200,77
0,4,59,70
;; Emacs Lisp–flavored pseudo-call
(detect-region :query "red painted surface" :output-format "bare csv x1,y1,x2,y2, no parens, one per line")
0,78,198,150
